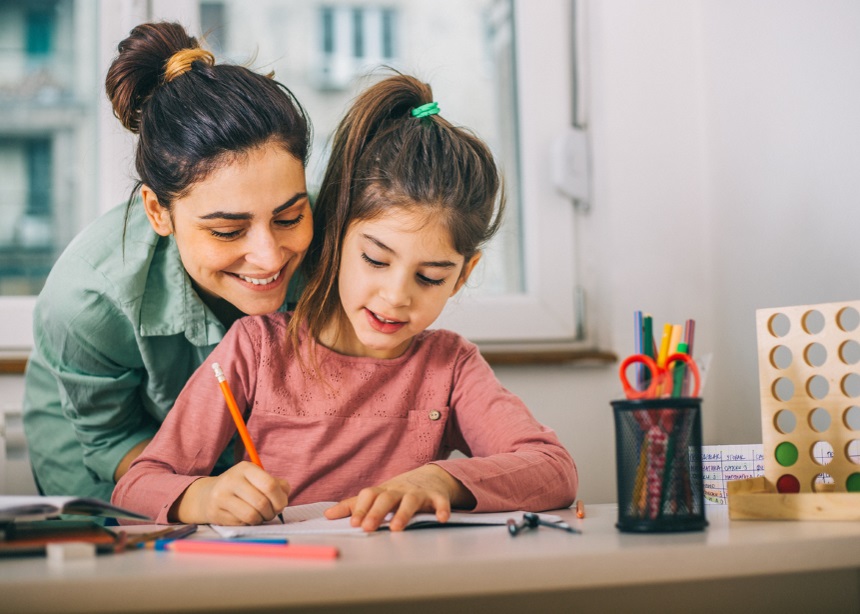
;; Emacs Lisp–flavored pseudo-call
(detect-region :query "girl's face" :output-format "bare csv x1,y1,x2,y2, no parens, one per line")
142,142,312,321
323,207,480,359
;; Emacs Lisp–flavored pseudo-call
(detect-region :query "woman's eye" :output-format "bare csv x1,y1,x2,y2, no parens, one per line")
361,253,386,268
275,214,304,228
209,229,242,239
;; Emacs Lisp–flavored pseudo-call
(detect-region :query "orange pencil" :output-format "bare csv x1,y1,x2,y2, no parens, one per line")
212,362,284,524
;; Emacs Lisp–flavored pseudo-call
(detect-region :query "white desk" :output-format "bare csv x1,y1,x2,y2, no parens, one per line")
3,504,859,613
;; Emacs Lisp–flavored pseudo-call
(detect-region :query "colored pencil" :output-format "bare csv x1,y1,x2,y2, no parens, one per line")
159,540,339,560
212,362,284,524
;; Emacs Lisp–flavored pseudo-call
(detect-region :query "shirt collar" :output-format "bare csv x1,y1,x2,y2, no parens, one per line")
138,235,226,346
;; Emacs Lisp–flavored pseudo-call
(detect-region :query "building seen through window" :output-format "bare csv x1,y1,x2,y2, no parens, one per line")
0,0,522,302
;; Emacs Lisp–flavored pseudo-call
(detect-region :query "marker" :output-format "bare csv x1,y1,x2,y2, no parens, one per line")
643,314,654,388
158,540,339,560
212,362,284,524
656,323,673,395
672,342,689,398
153,538,287,549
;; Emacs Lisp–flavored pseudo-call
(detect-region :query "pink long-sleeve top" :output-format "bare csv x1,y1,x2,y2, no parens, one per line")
113,313,577,523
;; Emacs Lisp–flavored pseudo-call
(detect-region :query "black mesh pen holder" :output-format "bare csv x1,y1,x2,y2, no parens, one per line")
612,397,708,533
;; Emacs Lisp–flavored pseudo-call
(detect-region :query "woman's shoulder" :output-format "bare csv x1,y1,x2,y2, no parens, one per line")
43,203,163,298
49,203,159,284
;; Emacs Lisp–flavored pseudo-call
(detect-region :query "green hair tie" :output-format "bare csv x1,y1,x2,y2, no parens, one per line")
411,102,440,119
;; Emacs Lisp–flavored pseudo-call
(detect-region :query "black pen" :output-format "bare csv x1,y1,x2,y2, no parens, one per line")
507,513,581,536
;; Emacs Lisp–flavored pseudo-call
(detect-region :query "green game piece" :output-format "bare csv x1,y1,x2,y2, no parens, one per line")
775,441,798,467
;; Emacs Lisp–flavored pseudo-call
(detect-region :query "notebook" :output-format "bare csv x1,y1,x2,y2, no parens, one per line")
211,502,562,538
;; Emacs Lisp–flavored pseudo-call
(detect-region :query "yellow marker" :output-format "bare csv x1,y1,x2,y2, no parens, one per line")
657,323,673,368
655,323,673,396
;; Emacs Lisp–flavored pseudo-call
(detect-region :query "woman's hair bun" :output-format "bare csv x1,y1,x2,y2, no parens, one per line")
163,48,215,83
105,22,200,134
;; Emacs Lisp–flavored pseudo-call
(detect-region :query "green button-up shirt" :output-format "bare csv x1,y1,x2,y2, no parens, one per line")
23,201,290,502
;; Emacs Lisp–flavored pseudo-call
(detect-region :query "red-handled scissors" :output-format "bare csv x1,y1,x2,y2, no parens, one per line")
619,353,701,399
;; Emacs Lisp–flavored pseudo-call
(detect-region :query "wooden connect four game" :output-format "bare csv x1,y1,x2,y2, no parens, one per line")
727,299,860,520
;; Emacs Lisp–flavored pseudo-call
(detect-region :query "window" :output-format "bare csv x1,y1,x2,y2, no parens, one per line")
0,0,582,352
316,5,398,90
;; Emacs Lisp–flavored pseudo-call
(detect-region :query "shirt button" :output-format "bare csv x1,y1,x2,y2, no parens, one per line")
428,410,441,421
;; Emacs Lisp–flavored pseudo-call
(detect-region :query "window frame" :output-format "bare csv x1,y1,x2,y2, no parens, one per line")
0,0,583,355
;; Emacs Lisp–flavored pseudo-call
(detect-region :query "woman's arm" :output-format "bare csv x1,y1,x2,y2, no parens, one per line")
114,439,152,481
25,274,158,494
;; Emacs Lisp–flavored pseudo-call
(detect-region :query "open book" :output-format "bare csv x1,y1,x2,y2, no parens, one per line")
0,496,152,523
212,501,563,538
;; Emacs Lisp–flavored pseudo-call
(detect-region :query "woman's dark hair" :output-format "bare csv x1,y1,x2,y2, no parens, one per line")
105,21,311,212
291,72,504,349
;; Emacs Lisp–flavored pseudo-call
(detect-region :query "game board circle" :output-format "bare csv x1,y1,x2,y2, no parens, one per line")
768,313,791,338
806,375,829,400
803,343,827,367
812,473,834,492
770,345,792,369
802,310,825,335
847,473,860,492
774,409,796,434
840,340,860,365
837,306,859,332
848,440,860,465
812,441,834,465
809,407,831,432
842,373,860,398
844,406,860,430
776,474,800,493
772,377,794,402
775,442,798,466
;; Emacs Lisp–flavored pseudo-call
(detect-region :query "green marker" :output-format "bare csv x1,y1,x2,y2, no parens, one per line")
672,342,689,398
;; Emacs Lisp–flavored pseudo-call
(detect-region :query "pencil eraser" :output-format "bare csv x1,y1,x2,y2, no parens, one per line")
47,541,97,565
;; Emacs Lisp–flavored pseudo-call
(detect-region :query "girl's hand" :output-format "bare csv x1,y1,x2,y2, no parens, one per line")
324,464,476,532
170,461,290,525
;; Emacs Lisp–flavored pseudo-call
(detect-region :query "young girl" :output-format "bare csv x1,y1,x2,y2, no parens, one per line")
113,74,577,531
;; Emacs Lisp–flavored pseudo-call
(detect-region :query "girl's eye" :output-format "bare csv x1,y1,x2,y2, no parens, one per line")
418,274,446,287
275,214,305,228
361,253,386,268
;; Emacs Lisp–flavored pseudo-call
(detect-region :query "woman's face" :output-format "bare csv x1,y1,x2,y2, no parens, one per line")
142,142,312,319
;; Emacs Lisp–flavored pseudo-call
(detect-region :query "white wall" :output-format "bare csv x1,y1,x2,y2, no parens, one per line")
494,0,860,505
5,1,859,505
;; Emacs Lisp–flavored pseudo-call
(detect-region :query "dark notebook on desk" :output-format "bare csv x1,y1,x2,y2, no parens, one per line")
0,496,151,523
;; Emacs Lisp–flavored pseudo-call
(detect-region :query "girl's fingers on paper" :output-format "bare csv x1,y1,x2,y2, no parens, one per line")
345,487,386,529
387,493,423,531
323,498,355,520
359,490,401,532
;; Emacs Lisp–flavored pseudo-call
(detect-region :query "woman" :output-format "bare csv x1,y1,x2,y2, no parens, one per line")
22,21,313,502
